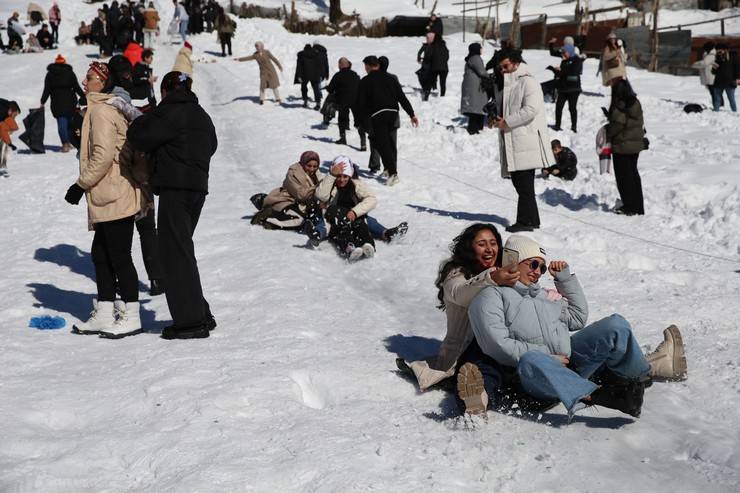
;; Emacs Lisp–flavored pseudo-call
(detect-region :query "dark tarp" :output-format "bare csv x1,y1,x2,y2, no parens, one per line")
387,16,429,37
19,108,45,154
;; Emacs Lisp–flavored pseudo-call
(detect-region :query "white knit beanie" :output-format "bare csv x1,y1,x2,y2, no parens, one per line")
502,235,547,266
332,155,354,177
563,35,575,46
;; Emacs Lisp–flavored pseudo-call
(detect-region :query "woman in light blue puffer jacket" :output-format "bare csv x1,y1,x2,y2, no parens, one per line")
465,235,653,420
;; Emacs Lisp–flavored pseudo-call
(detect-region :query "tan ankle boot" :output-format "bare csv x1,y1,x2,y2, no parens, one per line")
646,325,687,381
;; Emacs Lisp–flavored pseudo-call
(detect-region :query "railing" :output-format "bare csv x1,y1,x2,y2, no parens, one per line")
657,13,740,36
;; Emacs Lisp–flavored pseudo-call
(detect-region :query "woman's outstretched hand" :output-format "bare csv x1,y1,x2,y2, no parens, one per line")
491,263,519,287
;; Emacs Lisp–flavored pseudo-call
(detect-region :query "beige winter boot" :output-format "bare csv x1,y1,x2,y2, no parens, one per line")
457,363,489,415
646,325,688,381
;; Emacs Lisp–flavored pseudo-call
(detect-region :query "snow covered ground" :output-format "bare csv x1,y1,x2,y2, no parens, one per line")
1,1,740,491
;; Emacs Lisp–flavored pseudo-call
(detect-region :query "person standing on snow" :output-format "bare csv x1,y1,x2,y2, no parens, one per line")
131,48,158,107
64,62,147,339
691,42,717,107
48,2,61,44
172,0,189,42
172,40,194,77
460,42,489,135
491,48,554,232
548,44,582,133
40,54,86,153
606,78,646,216
0,100,21,176
294,44,323,110
325,57,364,148
416,32,449,101
234,42,283,105
214,7,236,57
711,44,739,112
141,2,160,49
127,71,218,340
356,55,418,187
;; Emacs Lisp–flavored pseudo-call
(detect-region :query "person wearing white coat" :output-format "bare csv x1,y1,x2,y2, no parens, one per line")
491,49,555,233
691,42,717,107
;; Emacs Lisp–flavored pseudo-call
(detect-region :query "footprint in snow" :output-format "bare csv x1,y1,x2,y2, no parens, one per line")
290,370,330,410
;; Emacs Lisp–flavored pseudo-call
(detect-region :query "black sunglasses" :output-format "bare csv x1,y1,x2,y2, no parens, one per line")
526,259,547,274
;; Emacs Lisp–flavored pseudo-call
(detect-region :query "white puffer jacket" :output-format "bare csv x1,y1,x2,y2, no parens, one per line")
498,63,555,177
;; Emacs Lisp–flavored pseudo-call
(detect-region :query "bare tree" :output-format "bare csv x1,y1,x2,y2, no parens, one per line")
329,0,344,24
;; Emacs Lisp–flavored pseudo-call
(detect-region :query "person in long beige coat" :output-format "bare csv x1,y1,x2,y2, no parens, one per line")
235,41,283,104
601,33,627,86
398,223,518,391
64,62,147,338
172,41,193,76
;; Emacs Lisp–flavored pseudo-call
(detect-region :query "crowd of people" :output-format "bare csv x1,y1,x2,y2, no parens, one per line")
0,6,701,422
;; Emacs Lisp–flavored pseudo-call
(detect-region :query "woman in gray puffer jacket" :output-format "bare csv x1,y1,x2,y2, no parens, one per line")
460,42,489,135
465,235,654,420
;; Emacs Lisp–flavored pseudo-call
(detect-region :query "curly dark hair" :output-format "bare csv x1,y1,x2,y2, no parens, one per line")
435,223,502,310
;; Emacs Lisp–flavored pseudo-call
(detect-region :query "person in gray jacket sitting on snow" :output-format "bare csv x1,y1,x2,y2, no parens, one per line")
458,235,688,420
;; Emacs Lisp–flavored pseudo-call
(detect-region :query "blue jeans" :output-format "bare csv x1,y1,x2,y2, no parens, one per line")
712,86,737,112
366,216,388,240
516,314,651,412
179,20,188,41
56,116,70,145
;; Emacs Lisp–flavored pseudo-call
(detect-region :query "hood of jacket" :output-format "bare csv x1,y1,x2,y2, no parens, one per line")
47,63,73,74
512,281,541,298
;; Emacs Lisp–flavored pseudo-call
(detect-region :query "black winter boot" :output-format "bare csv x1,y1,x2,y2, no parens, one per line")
335,129,347,145
588,373,650,418
149,279,165,296
250,193,267,211
359,131,367,151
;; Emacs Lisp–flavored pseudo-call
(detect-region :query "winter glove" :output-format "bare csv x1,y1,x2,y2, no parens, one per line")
9,144,17,151
65,183,85,205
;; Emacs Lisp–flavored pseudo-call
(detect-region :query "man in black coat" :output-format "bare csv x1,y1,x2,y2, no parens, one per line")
325,57,364,149
127,71,218,340
40,56,85,152
295,44,324,109
417,33,449,100
356,55,418,186
543,140,577,180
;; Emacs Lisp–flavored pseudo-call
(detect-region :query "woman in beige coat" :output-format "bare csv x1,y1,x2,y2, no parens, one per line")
601,33,627,86
399,223,518,391
64,62,146,338
235,41,283,104
172,41,193,76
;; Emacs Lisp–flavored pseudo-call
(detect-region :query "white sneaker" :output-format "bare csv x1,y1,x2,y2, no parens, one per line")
386,174,400,187
361,243,375,258
348,247,364,263
100,301,142,338
379,170,390,179
74,300,115,334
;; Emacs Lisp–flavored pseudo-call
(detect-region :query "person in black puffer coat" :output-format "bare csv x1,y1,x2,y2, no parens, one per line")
548,44,582,132
417,32,449,101
295,44,324,109
37,24,55,49
40,55,85,152
711,44,739,112
127,71,218,340
325,57,364,149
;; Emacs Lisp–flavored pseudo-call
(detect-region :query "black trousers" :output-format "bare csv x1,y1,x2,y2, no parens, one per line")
219,33,232,56
510,169,540,227
136,207,164,281
301,79,321,104
612,153,644,214
369,112,399,175
51,23,59,43
91,215,139,303
465,113,485,134
555,91,579,130
158,189,210,328
435,70,448,96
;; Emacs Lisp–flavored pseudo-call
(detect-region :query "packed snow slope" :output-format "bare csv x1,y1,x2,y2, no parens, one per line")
1,1,740,492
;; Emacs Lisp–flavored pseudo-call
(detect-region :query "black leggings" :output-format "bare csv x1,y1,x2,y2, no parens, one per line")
136,207,163,281
613,153,644,214
91,215,139,302
555,91,580,130
510,169,540,227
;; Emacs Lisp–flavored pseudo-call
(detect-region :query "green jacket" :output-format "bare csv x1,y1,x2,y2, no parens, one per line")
607,98,645,155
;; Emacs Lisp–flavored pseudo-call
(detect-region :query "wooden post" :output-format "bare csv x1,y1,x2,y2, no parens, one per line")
721,18,725,36
649,0,659,72
484,0,494,39
463,0,466,42
495,0,500,40
511,0,521,48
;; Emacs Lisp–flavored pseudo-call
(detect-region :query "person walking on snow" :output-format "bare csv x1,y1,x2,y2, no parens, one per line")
325,57,364,148
356,55,419,187
40,54,86,153
214,7,235,57
63,62,148,339
127,71,218,340
294,44,323,110
491,48,555,233
711,44,739,112
142,2,160,49
235,42,283,105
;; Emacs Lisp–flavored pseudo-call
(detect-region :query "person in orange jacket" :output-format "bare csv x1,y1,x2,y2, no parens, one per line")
0,100,21,175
